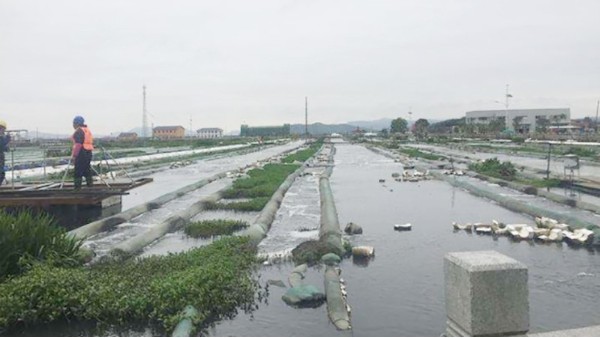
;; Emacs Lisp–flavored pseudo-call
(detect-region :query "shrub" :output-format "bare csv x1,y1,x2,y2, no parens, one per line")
185,219,249,238
468,158,517,181
0,211,83,281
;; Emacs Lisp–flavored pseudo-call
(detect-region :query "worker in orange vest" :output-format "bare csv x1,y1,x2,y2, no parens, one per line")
0,120,10,185
71,115,94,189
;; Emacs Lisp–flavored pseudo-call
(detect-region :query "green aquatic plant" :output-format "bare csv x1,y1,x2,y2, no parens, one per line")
212,163,300,211
398,147,443,161
0,211,83,281
185,219,249,238
205,197,271,212
0,236,258,335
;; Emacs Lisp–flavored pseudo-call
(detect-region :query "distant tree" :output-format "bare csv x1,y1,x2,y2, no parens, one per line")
428,117,465,134
379,128,389,138
414,118,430,139
536,116,550,133
512,116,525,134
488,118,505,133
390,118,408,134
552,113,567,130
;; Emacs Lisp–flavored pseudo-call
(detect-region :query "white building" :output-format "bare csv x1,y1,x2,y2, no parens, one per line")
465,108,570,134
196,128,223,139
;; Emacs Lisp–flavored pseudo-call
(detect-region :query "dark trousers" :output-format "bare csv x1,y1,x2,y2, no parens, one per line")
0,156,5,185
74,150,93,186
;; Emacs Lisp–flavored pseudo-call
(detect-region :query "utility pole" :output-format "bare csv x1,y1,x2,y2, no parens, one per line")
505,84,512,131
595,99,599,133
305,96,308,139
189,114,193,138
546,143,552,180
142,85,148,138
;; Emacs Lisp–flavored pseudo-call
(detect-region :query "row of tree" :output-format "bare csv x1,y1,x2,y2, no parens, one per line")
388,113,577,137
389,117,430,138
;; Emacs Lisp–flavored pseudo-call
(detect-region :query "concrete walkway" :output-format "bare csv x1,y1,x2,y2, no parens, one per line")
528,325,600,337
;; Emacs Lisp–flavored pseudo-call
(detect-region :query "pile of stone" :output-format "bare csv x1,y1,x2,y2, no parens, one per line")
169,160,193,168
452,216,595,246
442,169,465,176
390,170,429,183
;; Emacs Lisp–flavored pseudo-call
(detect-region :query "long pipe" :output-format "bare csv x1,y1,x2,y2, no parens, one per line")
70,144,304,239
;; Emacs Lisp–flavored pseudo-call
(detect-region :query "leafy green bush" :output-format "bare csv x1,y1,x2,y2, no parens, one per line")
0,237,258,335
185,219,249,238
469,158,517,181
0,211,83,281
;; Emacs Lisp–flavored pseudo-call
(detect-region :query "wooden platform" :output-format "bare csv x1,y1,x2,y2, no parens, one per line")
0,178,153,206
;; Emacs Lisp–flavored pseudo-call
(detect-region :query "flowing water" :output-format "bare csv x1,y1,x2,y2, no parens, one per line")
210,142,600,336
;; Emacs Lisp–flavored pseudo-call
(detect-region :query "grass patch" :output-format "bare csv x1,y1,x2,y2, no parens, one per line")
562,146,596,158
517,178,562,188
184,219,249,238
0,236,258,335
281,140,323,163
215,163,299,211
211,141,322,211
398,147,443,161
205,197,271,212
468,158,517,181
0,211,84,281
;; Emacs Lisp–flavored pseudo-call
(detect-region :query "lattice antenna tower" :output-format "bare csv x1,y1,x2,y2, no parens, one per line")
305,96,308,138
142,85,148,138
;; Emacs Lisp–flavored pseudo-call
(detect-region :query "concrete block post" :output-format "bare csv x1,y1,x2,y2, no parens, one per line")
444,251,529,337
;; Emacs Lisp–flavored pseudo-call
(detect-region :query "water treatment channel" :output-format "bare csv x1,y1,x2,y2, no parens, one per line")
207,141,600,336
33,139,600,336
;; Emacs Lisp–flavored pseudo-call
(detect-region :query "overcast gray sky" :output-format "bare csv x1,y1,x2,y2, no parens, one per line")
1,0,599,135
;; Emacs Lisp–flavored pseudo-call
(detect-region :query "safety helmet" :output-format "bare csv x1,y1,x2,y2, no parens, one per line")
73,115,85,126
0,120,6,129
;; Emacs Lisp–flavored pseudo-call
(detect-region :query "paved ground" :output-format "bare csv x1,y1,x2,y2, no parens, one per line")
528,324,600,337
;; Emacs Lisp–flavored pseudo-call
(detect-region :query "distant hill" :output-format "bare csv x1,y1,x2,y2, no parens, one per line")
290,123,359,135
347,118,393,131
